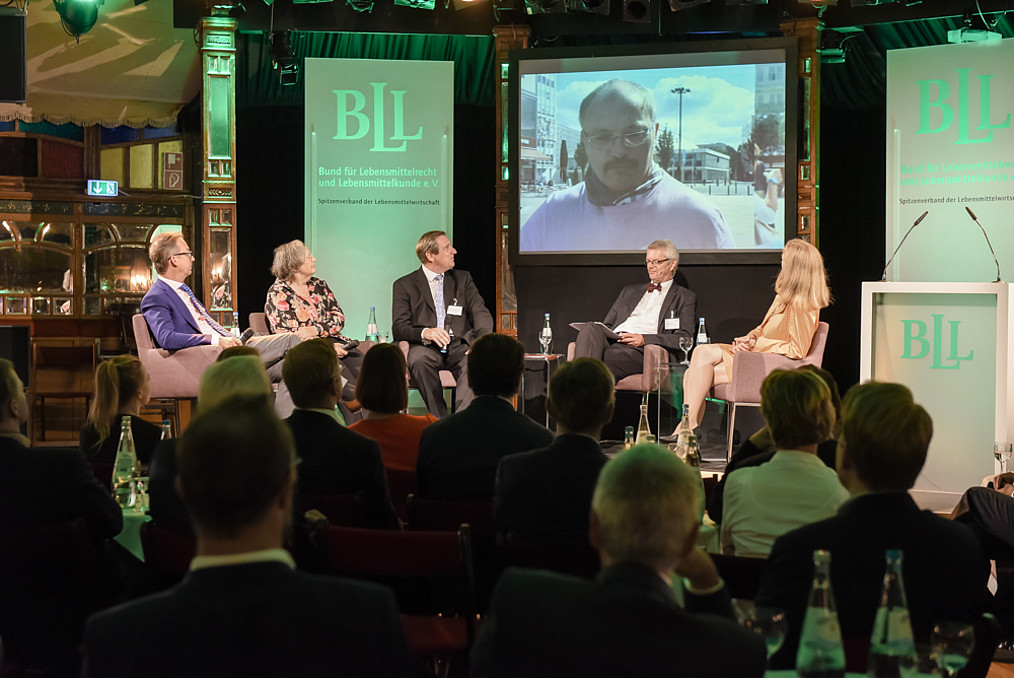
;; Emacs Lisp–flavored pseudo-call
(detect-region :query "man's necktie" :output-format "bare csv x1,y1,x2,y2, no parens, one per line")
434,274,446,329
646,282,662,292
180,283,229,336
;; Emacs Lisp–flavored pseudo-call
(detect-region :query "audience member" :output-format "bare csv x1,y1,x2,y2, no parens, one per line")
348,343,437,472
283,339,399,529
719,368,847,557
147,355,272,534
83,397,418,677
708,364,841,524
494,358,613,543
0,358,122,676
756,381,990,669
417,333,553,500
80,355,161,465
472,444,767,678
392,230,493,416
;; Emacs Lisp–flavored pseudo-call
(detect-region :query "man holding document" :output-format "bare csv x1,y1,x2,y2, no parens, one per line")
573,239,696,381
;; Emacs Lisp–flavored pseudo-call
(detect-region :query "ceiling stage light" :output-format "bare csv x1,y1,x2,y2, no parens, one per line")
53,0,104,42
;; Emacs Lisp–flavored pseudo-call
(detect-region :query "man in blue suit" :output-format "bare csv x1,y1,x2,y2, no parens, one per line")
141,232,298,380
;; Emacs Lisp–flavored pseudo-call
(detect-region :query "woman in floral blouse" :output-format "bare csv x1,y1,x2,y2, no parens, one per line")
265,239,363,400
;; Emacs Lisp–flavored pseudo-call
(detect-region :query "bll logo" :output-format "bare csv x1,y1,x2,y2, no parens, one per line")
901,315,973,369
332,83,422,152
917,68,1011,144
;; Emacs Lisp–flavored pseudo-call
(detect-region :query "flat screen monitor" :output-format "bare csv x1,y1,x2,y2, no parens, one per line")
509,38,798,265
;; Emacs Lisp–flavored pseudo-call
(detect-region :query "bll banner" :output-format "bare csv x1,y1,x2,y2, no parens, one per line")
886,40,1013,283
304,58,454,337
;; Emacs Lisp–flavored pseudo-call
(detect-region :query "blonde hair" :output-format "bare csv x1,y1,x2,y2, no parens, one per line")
592,444,698,573
198,355,273,411
271,239,309,281
415,230,446,264
87,356,148,447
775,238,831,310
149,232,186,275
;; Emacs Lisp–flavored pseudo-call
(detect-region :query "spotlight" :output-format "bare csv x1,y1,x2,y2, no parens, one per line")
666,0,708,9
347,0,374,11
622,0,650,22
269,30,299,86
53,0,104,42
817,27,860,64
524,0,565,14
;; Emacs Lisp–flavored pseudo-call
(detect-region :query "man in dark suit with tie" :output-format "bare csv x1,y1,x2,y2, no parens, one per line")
472,443,767,678
392,230,493,417
282,339,400,529
494,358,613,543
574,238,696,381
84,397,418,678
141,232,298,380
755,382,990,669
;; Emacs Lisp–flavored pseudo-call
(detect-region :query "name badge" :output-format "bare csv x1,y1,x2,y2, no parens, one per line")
664,318,679,330
447,305,463,317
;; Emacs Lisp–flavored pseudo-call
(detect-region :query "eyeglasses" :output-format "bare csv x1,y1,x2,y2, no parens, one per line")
583,129,652,150
170,251,193,259
645,258,670,267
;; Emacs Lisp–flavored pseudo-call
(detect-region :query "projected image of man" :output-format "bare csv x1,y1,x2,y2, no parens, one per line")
520,79,734,253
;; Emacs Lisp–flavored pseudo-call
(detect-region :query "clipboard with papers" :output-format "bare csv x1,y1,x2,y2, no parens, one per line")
568,322,619,341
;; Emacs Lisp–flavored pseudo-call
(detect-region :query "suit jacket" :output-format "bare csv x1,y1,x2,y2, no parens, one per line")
83,561,418,678
756,491,991,669
602,281,697,353
417,396,554,500
494,433,608,542
147,439,192,534
141,278,212,351
0,435,122,540
286,409,400,530
392,268,493,347
471,562,767,678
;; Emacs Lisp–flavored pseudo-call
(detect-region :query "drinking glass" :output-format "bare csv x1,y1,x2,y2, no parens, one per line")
134,476,149,513
539,329,552,355
678,336,692,365
995,442,1013,473
932,622,975,677
740,606,787,660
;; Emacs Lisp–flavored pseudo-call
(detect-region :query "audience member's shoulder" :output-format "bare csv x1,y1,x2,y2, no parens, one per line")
497,565,589,599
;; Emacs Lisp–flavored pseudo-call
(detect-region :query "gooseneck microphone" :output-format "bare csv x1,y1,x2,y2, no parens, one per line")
881,210,929,281
964,206,1003,283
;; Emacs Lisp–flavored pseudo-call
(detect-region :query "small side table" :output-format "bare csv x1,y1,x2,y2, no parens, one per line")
521,353,564,427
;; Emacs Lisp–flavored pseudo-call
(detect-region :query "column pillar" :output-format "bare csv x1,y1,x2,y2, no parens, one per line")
782,16,822,245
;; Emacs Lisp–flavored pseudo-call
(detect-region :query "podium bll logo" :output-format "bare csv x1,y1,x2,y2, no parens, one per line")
332,83,423,152
916,69,1012,145
901,315,973,369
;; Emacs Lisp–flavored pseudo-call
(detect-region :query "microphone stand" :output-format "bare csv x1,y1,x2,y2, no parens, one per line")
964,206,1003,283
881,211,929,281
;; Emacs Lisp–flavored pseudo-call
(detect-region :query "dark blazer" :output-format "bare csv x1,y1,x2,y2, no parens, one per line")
147,439,191,534
285,409,400,530
756,491,991,669
0,435,121,540
391,267,493,347
80,414,163,465
494,433,608,542
602,281,697,353
140,278,210,351
417,396,554,500
83,561,419,678
471,562,767,678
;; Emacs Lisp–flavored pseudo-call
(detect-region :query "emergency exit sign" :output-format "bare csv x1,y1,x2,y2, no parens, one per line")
87,180,118,196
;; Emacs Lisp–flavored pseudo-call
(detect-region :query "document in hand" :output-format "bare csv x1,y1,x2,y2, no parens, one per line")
568,322,620,341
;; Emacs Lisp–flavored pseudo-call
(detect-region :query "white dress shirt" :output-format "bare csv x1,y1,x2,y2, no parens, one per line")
614,278,673,335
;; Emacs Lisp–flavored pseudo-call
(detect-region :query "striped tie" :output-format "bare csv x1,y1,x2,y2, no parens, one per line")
180,283,229,336
434,274,445,330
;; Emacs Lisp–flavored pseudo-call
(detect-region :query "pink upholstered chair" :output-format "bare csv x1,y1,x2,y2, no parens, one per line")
565,341,669,393
397,340,457,410
131,314,219,433
248,312,269,335
711,321,829,459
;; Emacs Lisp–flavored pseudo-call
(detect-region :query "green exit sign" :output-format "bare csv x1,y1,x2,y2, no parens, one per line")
87,180,118,197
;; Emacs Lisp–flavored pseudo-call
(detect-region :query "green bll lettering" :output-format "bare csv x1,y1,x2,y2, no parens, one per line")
389,90,423,142
916,79,952,135
901,320,929,359
930,314,958,369
946,319,974,365
975,74,1011,136
333,90,369,141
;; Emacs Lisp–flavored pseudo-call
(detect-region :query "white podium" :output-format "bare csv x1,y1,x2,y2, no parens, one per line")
860,282,1013,510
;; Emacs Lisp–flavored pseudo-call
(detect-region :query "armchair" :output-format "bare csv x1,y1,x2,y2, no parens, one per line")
566,341,670,393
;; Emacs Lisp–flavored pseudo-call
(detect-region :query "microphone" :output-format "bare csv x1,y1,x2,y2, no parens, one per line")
239,328,256,344
339,338,360,351
881,211,929,281
964,206,1003,283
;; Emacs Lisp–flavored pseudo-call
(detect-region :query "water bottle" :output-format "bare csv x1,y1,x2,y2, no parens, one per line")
160,419,172,440
111,415,137,509
696,317,709,345
539,313,553,354
796,549,846,678
366,307,379,342
635,392,652,443
683,431,705,523
231,311,241,339
676,403,693,456
867,550,917,678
